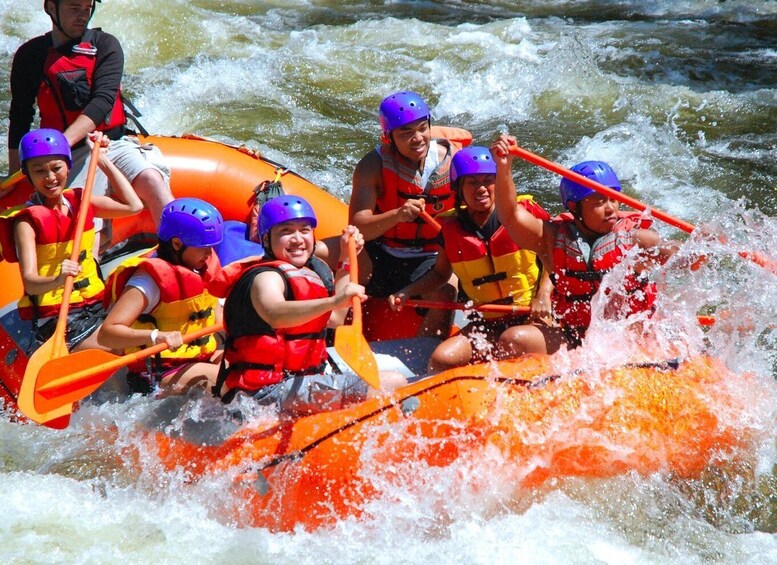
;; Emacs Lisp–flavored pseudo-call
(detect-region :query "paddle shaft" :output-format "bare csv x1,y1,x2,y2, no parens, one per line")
51,136,103,357
508,144,696,233
348,237,362,329
509,143,777,275
406,299,530,315
419,210,441,233
38,322,224,395
0,170,24,196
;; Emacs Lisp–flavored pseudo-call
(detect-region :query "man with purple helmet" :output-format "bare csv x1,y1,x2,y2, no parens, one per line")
489,133,680,355
389,146,553,373
207,195,405,413
6,0,173,245
98,197,224,396
349,91,464,338
1,128,142,353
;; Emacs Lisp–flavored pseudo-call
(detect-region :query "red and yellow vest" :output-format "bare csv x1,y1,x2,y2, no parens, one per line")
551,212,657,332
211,258,332,393
38,32,126,132
439,196,549,319
0,188,104,320
375,126,471,251
105,254,220,369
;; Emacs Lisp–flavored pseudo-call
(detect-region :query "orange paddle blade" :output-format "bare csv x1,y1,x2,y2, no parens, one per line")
333,236,381,389
34,349,120,413
16,338,73,428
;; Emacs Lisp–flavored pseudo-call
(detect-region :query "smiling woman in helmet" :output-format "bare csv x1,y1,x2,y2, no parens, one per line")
207,195,405,413
98,198,224,396
489,133,680,355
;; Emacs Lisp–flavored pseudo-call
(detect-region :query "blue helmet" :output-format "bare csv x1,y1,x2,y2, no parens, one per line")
378,91,430,137
559,161,621,210
158,198,224,247
19,128,72,169
258,195,318,242
450,146,496,184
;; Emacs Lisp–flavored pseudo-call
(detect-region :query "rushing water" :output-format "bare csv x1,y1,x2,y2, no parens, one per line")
2,1,777,563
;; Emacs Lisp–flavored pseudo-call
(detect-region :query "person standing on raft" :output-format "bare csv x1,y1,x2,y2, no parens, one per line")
389,145,554,373
0,128,142,353
209,195,406,414
490,133,679,355
97,198,223,397
349,91,469,337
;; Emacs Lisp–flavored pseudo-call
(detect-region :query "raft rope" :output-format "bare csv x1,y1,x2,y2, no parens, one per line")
242,358,682,490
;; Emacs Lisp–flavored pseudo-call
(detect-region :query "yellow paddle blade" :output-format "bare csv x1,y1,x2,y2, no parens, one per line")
16,338,73,428
334,324,380,389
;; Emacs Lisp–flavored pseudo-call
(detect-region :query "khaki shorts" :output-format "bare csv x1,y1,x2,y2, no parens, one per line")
68,136,171,232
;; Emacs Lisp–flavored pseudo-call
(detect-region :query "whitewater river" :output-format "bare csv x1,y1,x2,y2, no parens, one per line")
1,1,777,563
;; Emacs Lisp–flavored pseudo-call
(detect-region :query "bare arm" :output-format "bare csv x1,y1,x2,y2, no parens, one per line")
632,228,681,272
349,150,425,241
490,134,555,264
251,269,364,329
88,136,143,218
98,286,158,349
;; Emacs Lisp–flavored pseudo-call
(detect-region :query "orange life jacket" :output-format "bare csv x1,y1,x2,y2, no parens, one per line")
0,189,104,320
374,126,471,251
105,254,221,370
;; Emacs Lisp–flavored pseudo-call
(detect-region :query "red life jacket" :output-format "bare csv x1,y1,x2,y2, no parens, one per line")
375,138,457,251
104,254,221,370
551,212,657,333
38,31,126,133
214,257,333,393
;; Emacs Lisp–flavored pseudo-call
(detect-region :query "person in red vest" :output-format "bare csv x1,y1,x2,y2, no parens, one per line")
98,198,223,397
349,91,465,338
209,195,405,413
0,128,142,352
490,133,680,355
6,0,173,242
390,146,553,373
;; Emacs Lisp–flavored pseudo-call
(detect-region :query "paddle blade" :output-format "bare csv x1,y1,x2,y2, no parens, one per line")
34,349,121,413
334,325,380,389
16,338,73,428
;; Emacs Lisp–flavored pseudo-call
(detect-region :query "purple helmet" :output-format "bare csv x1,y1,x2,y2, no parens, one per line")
19,128,72,169
258,195,318,241
559,161,621,210
158,198,224,247
450,146,496,184
378,91,430,137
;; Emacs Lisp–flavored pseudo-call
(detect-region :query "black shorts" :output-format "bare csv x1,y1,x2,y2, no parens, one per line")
33,301,106,352
365,240,437,298
460,313,531,362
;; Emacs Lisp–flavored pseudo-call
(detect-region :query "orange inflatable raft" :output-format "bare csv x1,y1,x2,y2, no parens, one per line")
0,134,756,534
150,353,749,532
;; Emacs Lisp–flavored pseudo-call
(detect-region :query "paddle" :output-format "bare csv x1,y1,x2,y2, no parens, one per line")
0,170,24,198
333,237,381,389
508,143,777,276
405,299,530,315
419,209,441,233
32,323,224,413
16,134,104,427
